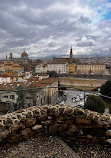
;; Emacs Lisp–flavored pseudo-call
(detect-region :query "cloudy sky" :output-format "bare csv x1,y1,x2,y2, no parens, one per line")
0,0,111,59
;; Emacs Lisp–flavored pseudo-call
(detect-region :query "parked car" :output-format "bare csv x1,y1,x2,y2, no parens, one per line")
78,94,84,100
78,102,84,107
60,101,64,105
75,97,80,102
72,99,76,103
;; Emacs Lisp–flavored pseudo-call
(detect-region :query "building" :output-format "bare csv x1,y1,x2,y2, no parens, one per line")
69,63,76,73
0,76,58,113
76,63,106,75
39,77,58,105
4,61,24,72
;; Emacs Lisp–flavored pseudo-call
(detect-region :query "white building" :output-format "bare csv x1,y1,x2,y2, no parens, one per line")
35,62,69,74
0,75,11,84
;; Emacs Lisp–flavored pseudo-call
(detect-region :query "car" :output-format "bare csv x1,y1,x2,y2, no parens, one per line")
60,101,64,105
75,97,80,102
79,94,84,99
72,99,76,103
78,102,84,107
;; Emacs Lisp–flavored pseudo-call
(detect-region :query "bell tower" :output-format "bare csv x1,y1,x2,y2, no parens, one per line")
70,46,73,59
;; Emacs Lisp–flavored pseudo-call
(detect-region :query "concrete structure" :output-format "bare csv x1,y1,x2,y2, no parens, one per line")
0,105,111,146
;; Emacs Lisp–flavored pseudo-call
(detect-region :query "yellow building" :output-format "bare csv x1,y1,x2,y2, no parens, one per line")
76,63,106,75
69,63,76,73
4,62,24,72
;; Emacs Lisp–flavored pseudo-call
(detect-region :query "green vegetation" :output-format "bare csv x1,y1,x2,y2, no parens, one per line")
100,80,111,97
84,95,105,113
100,80,111,113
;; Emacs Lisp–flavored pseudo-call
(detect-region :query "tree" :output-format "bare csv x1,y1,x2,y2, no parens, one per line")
84,95,105,113
100,80,111,98
47,71,58,77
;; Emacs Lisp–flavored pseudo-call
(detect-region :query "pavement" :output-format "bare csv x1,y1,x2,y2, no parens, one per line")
63,90,85,107
0,136,80,158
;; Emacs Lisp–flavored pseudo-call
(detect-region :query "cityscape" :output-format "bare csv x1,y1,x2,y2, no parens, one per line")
0,0,111,158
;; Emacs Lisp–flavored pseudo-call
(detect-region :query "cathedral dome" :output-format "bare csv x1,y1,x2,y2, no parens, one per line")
21,51,28,59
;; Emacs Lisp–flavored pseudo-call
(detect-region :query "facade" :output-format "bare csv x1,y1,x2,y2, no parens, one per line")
69,63,76,73
0,74,11,84
39,77,58,105
0,76,58,113
76,63,106,75
35,62,69,74
47,62,69,74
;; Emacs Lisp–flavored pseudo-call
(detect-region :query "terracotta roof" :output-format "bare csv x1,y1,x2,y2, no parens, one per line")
39,77,58,84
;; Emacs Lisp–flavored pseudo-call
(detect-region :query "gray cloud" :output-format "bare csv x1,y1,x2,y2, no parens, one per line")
0,0,111,58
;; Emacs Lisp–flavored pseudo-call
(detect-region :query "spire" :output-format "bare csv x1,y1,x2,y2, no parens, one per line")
70,46,73,59
6,54,7,60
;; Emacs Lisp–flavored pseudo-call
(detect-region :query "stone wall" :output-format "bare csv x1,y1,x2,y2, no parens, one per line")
0,105,111,146
58,77,106,87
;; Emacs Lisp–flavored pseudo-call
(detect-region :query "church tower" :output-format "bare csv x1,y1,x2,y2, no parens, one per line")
70,46,73,59
69,46,73,64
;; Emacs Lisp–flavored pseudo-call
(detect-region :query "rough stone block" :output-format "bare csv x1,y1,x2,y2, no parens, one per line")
21,128,31,136
76,117,91,125
106,130,111,137
32,125,42,130
68,124,78,133
49,124,59,135
59,124,67,131
25,118,36,127
0,129,9,140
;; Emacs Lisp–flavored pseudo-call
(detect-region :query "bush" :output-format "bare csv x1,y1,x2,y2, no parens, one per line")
100,80,111,97
84,95,105,113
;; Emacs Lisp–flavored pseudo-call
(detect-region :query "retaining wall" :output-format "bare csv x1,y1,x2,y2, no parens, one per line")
58,77,106,87
0,105,111,146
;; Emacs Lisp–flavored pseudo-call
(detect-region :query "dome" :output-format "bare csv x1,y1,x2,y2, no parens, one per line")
21,51,28,59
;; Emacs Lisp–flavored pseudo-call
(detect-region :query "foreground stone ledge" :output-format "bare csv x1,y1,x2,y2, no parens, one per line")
0,105,111,146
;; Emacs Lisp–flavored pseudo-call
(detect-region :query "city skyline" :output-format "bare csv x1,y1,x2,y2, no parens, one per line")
0,0,111,58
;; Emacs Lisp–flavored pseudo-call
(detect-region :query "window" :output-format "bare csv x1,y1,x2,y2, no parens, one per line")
10,95,15,100
3,95,8,98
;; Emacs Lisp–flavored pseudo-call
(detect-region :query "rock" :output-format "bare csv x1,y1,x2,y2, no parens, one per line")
76,117,91,125
49,124,59,135
48,106,59,116
106,130,111,137
25,118,36,127
10,123,25,134
33,108,41,117
41,120,53,125
59,124,67,131
106,139,111,145
21,128,31,136
8,134,22,143
32,125,42,130
0,122,6,132
68,125,78,133
64,107,74,115
0,129,9,140
74,108,85,116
